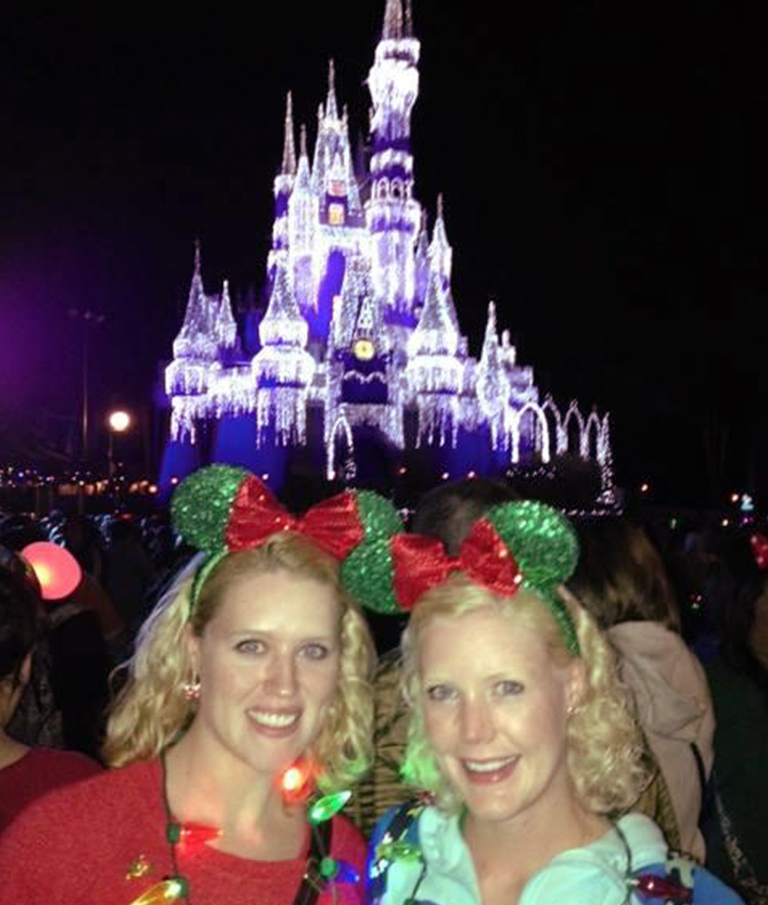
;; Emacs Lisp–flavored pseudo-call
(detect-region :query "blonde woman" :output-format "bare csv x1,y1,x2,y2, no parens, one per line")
342,501,743,904
0,466,399,905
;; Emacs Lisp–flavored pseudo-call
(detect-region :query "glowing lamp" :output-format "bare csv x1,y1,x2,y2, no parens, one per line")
21,542,82,601
108,410,131,432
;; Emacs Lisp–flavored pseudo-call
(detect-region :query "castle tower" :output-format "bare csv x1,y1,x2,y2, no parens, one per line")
268,93,297,281
366,0,422,341
406,254,462,446
166,242,218,442
288,125,319,313
476,301,507,449
251,257,315,446
311,61,363,224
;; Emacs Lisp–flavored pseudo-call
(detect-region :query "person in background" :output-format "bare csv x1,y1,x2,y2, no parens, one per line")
569,518,715,860
697,528,768,901
0,545,100,833
0,466,394,903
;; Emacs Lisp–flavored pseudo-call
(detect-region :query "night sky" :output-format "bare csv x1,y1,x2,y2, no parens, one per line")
0,1,762,504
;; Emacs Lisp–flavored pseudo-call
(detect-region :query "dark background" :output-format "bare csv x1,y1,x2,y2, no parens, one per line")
0,1,762,505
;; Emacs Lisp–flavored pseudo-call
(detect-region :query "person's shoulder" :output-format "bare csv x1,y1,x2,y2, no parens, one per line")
4,756,157,833
520,816,667,905
27,747,103,781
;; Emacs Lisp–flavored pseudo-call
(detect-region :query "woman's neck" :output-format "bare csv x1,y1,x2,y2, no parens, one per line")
462,788,609,904
164,728,306,860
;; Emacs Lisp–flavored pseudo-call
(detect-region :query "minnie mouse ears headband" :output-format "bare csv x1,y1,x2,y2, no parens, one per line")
341,500,581,655
171,464,403,607
171,466,581,655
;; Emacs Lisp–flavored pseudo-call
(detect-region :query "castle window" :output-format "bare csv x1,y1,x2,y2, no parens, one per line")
328,203,345,226
329,179,345,197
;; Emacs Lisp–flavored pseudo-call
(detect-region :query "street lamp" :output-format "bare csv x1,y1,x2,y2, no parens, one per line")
68,308,106,460
107,409,132,478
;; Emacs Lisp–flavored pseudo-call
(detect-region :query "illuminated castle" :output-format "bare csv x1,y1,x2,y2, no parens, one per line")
165,0,614,501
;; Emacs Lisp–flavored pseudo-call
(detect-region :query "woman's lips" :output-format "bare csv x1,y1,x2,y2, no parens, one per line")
247,708,301,737
461,756,519,784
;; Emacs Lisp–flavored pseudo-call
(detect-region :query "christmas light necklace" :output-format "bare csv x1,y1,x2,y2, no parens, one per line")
126,753,357,905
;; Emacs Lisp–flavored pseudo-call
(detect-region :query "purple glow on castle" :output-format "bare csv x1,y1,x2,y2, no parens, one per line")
164,0,615,503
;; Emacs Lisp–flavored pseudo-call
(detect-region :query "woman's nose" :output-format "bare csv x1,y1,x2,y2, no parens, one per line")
460,697,495,744
264,653,298,697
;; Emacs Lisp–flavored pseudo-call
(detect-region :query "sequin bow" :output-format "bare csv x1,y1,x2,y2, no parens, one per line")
750,532,768,571
391,519,522,610
226,475,365,561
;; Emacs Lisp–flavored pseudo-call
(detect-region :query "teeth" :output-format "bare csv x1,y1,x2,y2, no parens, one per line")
250,711,299,728
464,757,517,773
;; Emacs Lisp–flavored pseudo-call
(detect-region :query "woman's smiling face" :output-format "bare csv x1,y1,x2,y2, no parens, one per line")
188,567,341,778
418,599,581,828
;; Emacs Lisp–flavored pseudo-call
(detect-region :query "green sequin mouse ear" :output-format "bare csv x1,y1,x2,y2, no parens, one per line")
354,491,403,543
486,500,579,589
170,464,250,553
339,493,404,614
341,537,400,614
486,500,581,655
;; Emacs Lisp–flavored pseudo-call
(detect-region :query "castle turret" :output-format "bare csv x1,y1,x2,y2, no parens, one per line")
289,125,319,311
405,253,462,447
165,242,219,442
311,62,362,222
251,257,315,446
476,301,507,447
268,93,297,270
366,0,422,334
213,279,239,353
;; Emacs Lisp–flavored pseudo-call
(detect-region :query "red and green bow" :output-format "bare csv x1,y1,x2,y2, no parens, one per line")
171,464,402,607
341,499,581,655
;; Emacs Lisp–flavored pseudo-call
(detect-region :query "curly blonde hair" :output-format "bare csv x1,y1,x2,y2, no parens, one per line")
400,575,649,814
104,533,375,791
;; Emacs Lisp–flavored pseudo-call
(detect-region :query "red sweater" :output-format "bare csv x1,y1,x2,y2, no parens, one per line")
0,757,366,904
0,747,101,833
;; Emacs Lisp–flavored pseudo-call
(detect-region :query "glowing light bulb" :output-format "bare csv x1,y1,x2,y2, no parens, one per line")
128,879,186,905
307,790,352,825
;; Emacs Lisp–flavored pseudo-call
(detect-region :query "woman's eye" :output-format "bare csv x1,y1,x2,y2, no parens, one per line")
235,639,266,655
495,679,524,697
425,684,456,702
301,643,330,661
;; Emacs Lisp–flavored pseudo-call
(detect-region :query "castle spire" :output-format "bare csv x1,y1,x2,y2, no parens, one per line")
429,193,453,290
383,0,404,39
326,59,339,120
281,92,297,176
172,241,217,361
409,256,459,357
213,278,238,350
477,301,506,425
404,0,413,36
259,257,308,349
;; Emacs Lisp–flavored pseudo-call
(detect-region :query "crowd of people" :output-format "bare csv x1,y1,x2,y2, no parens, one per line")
0,467,765,903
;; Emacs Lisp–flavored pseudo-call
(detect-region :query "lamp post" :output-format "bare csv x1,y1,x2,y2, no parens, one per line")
107,409,132,478
68,308,106,460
